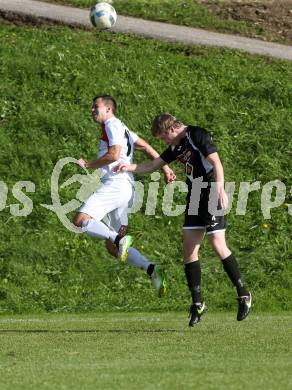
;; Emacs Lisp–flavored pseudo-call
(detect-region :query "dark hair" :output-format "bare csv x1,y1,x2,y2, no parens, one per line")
92,95,117,114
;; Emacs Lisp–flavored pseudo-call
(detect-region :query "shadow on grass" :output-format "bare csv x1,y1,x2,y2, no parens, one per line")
0,328,182,333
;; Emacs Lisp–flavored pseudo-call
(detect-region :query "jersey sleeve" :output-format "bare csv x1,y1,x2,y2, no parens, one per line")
160,146,177,164
105,121,124,147
189,126,217,157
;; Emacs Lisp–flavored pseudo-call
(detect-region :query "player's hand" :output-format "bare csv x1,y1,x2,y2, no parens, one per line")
218,187,229,210
77,158,87,169
114,163,132,173
162,167,176,184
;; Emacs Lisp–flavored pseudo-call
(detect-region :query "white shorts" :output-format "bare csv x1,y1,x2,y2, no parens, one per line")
79,179,134,232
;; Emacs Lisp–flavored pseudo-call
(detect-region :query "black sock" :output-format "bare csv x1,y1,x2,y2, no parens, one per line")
147,263,155,277
222,254,249,296
184,261,203,304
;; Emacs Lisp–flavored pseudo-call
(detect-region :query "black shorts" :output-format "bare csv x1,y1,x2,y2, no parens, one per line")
183,186,226,234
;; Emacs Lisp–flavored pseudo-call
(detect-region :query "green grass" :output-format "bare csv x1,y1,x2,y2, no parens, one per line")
0,313,291,389
0,24,291,313
42,0,290,44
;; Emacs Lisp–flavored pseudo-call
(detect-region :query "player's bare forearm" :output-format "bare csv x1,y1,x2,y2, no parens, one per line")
135,157,166,173
134,136,174,178
85,154,116,169
135,138,159,158
83,145,121,169
213,165,225,189
207,152,228,209
116,157,165,174
207,152,224,186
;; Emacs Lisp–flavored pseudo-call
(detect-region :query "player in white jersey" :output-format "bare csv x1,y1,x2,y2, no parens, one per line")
73,96,176,296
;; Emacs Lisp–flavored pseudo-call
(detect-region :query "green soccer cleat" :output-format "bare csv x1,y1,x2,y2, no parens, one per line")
118,235,133,263
151,265,168,297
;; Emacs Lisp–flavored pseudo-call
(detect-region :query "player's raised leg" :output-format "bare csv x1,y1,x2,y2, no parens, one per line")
105,198,167,294
105,239,168,297
73,211,132,262
74,179,135,261
183,229,208,326
207,230,251,321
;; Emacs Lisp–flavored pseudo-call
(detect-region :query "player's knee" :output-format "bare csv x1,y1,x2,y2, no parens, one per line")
73,214,82,227
209,239,221,253
73,213,89,228
209,237,230,258
184,245,200,260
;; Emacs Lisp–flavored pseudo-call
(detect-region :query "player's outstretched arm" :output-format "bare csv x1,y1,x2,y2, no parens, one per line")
115,157,166,175
134,136,176,183
134,136,161,157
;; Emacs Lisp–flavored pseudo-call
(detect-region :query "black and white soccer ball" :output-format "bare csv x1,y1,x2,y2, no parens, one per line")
90,2,117,30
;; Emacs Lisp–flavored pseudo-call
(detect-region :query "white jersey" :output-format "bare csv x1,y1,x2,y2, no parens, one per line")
97,116,138,183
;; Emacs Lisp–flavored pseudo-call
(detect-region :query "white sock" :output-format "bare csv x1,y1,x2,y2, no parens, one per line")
82,219,117,242
126,247,152,271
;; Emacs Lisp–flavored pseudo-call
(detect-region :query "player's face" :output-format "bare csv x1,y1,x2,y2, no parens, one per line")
157,128,175,144
91,99,110,123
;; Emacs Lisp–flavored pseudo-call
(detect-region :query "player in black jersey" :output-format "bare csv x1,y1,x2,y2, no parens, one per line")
116,113,251,326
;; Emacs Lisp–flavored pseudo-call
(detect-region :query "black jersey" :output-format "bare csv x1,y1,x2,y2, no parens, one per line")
160,126,217,184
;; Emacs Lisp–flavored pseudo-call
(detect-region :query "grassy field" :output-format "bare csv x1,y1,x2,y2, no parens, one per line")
0,23,291,313
0,313,291,390
42,0,290,44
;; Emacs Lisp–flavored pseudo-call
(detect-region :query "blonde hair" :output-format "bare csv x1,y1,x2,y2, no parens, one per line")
151,113,183,136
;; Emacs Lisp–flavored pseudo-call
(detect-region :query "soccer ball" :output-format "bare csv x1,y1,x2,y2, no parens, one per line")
90,2,117,30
